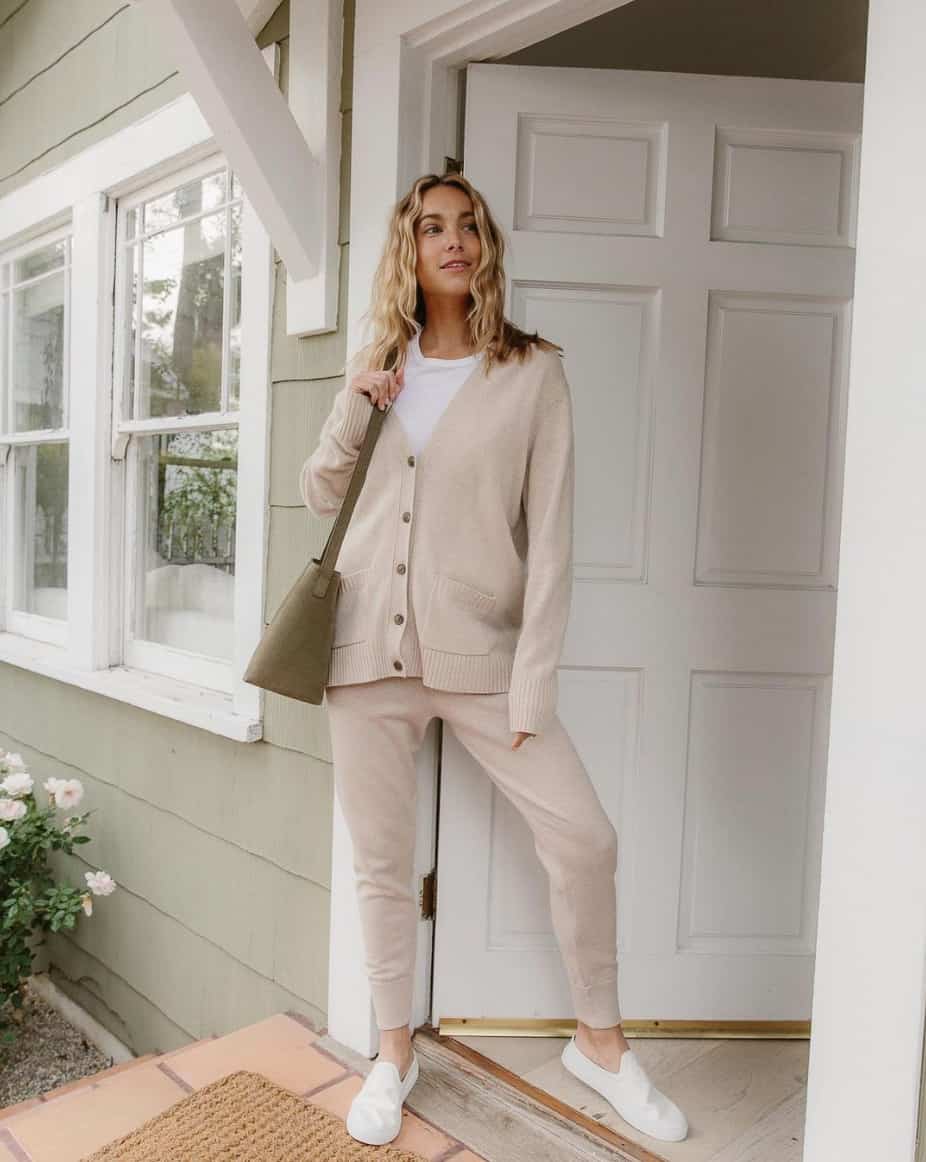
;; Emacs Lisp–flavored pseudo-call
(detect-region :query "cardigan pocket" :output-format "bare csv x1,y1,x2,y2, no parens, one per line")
333,567,372,648
421,573,498,655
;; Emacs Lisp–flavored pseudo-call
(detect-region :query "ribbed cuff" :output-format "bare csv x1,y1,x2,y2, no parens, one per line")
370,975,414,1032
508,674,557,735
336,390,373,450
572,976,622,1028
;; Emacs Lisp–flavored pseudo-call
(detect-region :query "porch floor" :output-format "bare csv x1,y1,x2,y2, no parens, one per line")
0,1011,487,1161
453,1031,808,1161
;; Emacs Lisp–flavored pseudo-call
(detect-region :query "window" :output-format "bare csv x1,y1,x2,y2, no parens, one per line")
0,96,272,741
0,231,71,646
114,160,243,692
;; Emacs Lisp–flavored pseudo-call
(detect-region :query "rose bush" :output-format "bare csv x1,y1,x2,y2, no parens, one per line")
0,749,116,1050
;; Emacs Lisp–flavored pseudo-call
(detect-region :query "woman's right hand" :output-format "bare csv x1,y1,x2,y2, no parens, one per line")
350,366,406,411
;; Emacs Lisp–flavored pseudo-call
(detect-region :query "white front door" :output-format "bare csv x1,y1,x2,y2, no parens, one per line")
431,63,862,1023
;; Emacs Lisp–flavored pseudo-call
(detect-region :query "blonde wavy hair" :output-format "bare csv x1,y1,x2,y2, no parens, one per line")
353,172,563,377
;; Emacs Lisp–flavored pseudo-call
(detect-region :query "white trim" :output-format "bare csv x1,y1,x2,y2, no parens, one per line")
0,90,274,742
115,415,240,436
6,609,67,648
1,431,73,446
286,0,343,336
68,193,115,670
123,636,236,696
800,1,926,1157
330,0,635,1061
231,181,274,724
0,633,261,742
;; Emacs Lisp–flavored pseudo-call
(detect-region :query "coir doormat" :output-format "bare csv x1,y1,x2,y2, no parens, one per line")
81,1068,431,1161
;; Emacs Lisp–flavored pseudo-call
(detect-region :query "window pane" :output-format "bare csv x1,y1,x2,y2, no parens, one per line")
13,442,69,618
14,239,67,282
122,242,137,415
134,428,237,660
134,210,227,418
145,171,226,233
12,269,66,432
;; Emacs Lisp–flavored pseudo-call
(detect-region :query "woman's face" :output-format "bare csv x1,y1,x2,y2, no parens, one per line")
414,185,481,299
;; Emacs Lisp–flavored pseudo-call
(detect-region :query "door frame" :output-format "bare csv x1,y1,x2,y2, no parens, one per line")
325,3,926,1159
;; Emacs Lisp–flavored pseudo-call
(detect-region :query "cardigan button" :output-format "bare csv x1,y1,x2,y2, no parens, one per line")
393,660,403,671
394,613,404,625
407,455,415,467
396,563,406,574
402,511,411,522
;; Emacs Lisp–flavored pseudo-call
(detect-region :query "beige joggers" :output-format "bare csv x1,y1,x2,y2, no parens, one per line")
325,675,622,1032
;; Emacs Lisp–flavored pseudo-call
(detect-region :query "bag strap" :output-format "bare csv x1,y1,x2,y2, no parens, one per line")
312,353,398,596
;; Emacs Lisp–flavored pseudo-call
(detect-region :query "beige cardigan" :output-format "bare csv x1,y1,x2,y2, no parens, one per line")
300,342,575,736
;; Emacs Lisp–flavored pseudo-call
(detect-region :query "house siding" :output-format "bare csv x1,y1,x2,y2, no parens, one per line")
0,1,186,198
0,0,358,1053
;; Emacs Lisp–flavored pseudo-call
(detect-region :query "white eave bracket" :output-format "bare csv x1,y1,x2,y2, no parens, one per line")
286,0,343,337
136,0,342,338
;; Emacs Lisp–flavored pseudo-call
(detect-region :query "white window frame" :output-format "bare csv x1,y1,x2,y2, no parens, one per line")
0,83,275,743
0,223,72,648
114,154,245,695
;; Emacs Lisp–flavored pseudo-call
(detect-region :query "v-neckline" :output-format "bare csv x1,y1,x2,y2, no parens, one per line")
387,342,488,465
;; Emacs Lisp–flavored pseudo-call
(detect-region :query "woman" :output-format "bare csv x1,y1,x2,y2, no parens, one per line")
301,172,688,1147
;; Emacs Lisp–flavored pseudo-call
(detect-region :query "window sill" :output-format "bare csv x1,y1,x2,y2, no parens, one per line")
0,633,263,743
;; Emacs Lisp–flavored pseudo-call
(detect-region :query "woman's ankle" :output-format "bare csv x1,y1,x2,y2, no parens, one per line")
378,1026,412,1058
379,1021,411,1038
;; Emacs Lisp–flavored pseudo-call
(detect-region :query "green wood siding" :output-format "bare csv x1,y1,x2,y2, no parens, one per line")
0,1,185,197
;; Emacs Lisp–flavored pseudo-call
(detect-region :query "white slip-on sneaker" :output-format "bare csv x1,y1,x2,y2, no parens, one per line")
345,1051,420,1145
561,1034,688,1142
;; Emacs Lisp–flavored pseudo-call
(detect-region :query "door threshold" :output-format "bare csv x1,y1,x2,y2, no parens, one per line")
437,1016,810,1039
414,1022,669,1162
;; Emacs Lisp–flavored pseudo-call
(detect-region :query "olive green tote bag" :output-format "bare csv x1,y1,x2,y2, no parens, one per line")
243,386,389,704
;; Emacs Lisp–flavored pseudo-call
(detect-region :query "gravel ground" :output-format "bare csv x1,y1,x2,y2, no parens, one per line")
0,977,114,1108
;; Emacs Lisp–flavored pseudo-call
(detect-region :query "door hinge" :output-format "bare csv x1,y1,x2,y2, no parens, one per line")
443,156,462,175
420,868,437,920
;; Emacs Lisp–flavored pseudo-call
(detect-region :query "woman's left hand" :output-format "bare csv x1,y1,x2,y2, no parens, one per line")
511,731,535,750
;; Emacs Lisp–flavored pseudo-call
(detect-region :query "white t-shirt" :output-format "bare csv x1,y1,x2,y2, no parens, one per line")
391,326,482,457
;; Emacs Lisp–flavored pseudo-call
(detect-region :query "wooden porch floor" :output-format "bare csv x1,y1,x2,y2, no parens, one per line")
0,1012,487,1161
